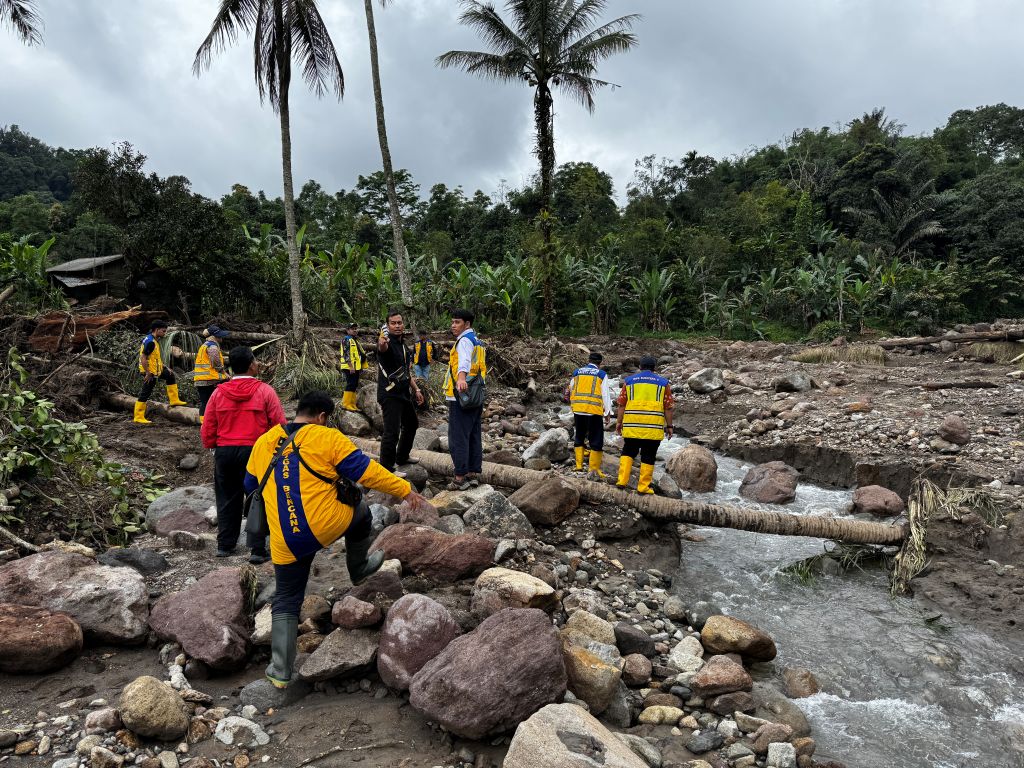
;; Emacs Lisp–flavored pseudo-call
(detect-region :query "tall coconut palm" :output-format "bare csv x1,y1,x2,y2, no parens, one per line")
1,0,42,44
437,0,638,329
363,0,414,320
194,0,344,341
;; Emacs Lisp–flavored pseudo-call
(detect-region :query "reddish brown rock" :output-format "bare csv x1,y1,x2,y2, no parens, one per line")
397,498,441,527
739,461,799,504
782,667,821,698
149,567,249,670
939,414,971,445
0,552,148,644
153,508,213,537
371,524,494,582
409,608,567,739
508,477,580,526
708,690,756,715
666,444,718,492
752,722,794,754
344,570,404,613
690,655,754,697
0,603,83,673
851,485,905,516
701,615,777,662
332,596,382,629
378,594,461,691
621,653,652,687
643,692,683,709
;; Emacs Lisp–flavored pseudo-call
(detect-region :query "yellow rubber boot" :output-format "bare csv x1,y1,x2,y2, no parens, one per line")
574,447,585,472
133,401,151,425
616,456,633,488
199,415,204,425
637,463,656,495
342,391,360,411
588,450,608,479
167,384,186,407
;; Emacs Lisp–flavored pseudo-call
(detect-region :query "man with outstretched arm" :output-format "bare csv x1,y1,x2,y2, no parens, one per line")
244,390,428,689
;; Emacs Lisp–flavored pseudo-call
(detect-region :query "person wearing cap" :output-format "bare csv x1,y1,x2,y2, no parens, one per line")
615,355,674,495
201,346,286,563
133,319,186,424
194,324,231,423
569,351,613,478
339,322,367,412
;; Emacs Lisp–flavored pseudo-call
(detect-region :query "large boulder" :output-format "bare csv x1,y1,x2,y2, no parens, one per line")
396,498,441,527
701,615,777,662
508,477,580,526
772,372,813,393
562,643,622,715
852,485,905,516
0,603,83,673
471,567,557,619
356,384,384,431
119,676,188,741
96,548,169,576
665,444,718,492
152,507,213,537
463,492,535,540
429,484,497,515
739,462,799,505
299,628,379,681
521,428,571,464
504,703,648,768
690,654,753,696
938,414,971,445
149,567,250,670
145,486,215,530
687,368,724,394
371,525,494,582
378,594,461,690
0,552,148,644
409,608,567,739
337,409,373,437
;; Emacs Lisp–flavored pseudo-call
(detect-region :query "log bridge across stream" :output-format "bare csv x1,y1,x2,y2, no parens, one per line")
101,394,907,546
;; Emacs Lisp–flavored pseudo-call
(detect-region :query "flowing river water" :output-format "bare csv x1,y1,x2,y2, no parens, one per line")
643,435,1024,768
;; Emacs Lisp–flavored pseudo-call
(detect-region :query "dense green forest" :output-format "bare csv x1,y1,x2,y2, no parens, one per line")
2,104,1023,338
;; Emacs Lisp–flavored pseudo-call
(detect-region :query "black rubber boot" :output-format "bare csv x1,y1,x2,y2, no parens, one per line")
265,614,298,688
346,535,385,586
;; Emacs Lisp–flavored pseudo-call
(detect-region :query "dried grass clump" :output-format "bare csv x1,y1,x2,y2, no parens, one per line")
965,341,1024,364
791,344,887,366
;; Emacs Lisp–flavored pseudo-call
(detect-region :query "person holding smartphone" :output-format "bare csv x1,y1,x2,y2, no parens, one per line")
377,310,424,473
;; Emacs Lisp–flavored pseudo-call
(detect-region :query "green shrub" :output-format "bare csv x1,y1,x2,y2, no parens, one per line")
809,320,848,342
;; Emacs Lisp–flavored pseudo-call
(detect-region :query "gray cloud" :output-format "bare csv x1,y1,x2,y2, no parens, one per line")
3,0,1023,204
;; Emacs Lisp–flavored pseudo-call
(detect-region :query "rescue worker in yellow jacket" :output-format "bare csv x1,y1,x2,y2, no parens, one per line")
244,390,428,689
569,352,613,478
133,319,186,424
339,322,367,411
193,324,230,423
615,355,674,494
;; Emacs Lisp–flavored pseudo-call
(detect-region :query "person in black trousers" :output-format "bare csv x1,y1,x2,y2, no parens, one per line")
376,310,424,472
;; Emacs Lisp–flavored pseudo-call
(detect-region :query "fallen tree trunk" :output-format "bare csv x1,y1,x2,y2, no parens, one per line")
0,285,14,308
100,393,202,426
93,396,905,544
878,329,1024,349
351,439,906,545
920,380,999,391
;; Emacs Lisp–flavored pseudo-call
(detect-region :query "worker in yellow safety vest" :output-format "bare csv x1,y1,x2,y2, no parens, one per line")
413,330,436,381
614,355,674,494
443,309,487,490
339,322,367,411
568,351,614,478
194,324,230,423
133,319,186,424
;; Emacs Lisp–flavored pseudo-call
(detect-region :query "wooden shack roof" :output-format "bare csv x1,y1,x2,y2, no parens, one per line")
46,254,125,274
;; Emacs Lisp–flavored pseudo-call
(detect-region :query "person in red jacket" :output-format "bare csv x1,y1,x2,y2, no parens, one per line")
201,346,286,563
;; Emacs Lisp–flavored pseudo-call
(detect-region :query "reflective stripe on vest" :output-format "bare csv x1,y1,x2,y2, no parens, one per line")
621,373,668,440
194,340,227,383
570,366,606,416
138,334,163,375
443,331,487,398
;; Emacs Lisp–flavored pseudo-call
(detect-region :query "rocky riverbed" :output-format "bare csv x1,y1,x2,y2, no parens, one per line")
1,329,1023,768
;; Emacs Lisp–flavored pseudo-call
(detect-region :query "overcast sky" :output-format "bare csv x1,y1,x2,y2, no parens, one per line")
3,0,1022,204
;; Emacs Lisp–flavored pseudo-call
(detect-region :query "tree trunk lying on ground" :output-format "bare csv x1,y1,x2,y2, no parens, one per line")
351,439,907,546
94,395,906,545
878,329,1024,349
920,380,1000,391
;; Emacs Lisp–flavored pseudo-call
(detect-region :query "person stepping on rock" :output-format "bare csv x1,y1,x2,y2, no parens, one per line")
244,390,429,689
133,319,186,424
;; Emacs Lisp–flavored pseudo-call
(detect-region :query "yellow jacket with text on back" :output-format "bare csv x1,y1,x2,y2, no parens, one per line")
245,423,410,565
620,371,669,441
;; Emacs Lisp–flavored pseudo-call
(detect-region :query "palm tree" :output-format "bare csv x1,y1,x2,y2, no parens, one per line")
437,0,639,329
844,179,957,261
194,0,344,342
1,0,42,44
362,0,414,320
